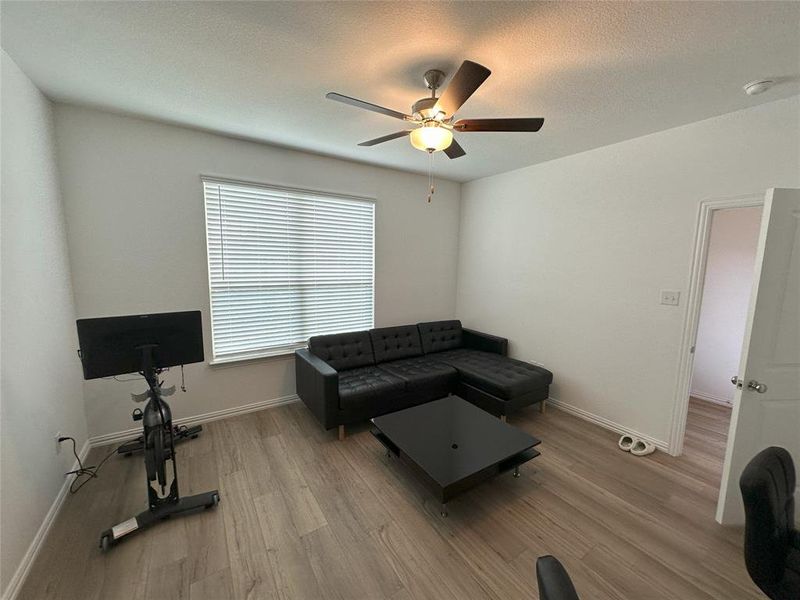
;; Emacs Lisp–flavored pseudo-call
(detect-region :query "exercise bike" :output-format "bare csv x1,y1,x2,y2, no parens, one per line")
99,344,219,551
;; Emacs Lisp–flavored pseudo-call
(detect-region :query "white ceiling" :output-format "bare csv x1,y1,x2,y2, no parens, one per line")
2,1,799,182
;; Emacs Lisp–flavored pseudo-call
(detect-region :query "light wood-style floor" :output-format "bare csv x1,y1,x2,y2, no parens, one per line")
19,396,755,600
683,396,733,481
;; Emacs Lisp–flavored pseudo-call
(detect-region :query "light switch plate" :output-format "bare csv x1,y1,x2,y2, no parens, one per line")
660,290,680,306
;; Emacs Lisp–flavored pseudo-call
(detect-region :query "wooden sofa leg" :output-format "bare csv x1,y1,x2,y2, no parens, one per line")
539,400,547,414
338,425,346,441
500,415,507,423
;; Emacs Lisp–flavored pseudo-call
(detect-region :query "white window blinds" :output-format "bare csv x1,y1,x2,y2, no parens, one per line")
203,178,375,361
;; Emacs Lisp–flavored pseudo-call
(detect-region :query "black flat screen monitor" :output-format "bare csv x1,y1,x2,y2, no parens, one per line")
76,311,204,379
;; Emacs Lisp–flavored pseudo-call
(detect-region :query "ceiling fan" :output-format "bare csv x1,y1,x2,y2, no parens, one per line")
326,60,544,159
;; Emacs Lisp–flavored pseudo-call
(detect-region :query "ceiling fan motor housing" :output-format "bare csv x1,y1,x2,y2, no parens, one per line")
413,97,441,120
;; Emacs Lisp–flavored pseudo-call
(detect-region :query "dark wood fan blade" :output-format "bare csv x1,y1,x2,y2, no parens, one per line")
444,138,466,159
453,118,544,132
434,61,491,117
326,92,412,121
358,130,412,147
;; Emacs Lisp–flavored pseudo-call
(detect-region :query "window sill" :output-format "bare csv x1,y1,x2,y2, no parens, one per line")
209,348,301,367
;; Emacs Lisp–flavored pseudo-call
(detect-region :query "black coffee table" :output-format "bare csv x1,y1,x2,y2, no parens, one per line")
371,395,541,516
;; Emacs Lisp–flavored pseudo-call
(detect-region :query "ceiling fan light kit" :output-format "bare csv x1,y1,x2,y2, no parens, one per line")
409,123,453,152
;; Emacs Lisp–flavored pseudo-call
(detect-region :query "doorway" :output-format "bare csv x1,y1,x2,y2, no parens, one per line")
668,196,764,462
691,207,763,407
683,205,762,483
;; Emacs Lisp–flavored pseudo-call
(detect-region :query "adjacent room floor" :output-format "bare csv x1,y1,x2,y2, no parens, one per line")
682,396,733,488
18,398,756,600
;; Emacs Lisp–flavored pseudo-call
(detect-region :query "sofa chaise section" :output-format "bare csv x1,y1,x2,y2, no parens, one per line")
439,349,552,418
418,320,552,419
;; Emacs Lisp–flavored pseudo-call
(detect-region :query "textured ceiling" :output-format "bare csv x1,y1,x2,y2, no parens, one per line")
2,1,799,182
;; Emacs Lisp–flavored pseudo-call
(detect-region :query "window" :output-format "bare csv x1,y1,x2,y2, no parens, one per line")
203,177,374,362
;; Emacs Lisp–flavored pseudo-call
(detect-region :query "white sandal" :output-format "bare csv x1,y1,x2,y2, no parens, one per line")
618,434,635,451
630,439,656,456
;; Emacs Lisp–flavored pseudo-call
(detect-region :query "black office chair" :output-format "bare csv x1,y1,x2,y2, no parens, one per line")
739,446,800,600
536,555,580,600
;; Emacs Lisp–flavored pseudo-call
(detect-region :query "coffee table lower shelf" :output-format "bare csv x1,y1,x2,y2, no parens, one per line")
371,429,540,516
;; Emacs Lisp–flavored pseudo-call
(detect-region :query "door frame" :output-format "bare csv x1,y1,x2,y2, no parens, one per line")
667,193,765,455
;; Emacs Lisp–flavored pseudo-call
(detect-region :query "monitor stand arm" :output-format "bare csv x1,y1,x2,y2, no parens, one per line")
99,345,219,551
117,352,203,456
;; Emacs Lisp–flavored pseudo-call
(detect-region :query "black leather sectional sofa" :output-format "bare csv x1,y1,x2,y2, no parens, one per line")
295,320,553,438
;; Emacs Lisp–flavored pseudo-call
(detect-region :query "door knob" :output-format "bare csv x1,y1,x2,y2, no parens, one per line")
747,380,768,393
731,375,742,388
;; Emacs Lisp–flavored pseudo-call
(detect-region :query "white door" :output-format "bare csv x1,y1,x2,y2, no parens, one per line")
717,188,800,525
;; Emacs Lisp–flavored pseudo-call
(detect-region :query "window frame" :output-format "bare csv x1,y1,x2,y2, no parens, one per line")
201,175,376,365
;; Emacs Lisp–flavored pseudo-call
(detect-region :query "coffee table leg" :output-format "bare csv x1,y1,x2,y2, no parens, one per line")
441,503,448,517
513,466,520,478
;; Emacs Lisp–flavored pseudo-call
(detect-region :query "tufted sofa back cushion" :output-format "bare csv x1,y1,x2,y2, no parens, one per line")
417,320,463,354
369,325,423,363
308,331,375,371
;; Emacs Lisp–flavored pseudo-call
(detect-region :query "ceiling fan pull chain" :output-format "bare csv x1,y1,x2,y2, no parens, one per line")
427,150,435,203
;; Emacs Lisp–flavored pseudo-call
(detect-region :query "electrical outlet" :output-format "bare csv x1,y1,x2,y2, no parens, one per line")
55,432,63,454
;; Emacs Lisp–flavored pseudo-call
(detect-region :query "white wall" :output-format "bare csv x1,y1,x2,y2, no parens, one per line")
53,105,461,439
0,51,89,596
691,207,762,405
457,96,800,448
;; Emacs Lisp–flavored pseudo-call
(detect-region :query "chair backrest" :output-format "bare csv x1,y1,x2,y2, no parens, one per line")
536,555,580,600
739,446,796,596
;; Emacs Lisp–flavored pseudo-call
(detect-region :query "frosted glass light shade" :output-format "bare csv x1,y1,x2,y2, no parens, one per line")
409,125,453,152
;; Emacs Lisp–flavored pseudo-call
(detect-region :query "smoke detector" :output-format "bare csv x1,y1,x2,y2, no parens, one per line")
743,80,775,96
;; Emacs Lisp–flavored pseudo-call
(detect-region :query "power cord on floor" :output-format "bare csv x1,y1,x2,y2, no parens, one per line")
59,436,123,494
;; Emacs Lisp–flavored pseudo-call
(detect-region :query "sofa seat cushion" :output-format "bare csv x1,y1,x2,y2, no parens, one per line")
338,366,405,410
379,356,458,392
434,348,474,360
436,350,553,400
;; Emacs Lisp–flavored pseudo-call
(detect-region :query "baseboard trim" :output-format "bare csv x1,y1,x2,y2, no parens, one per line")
89,393,300,447
547,396,670,453
689,391,732,407
1,439,90,600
